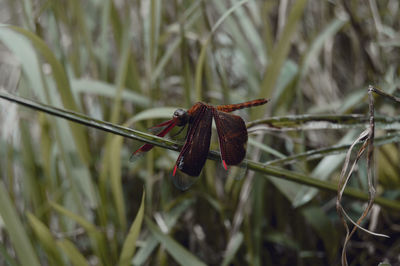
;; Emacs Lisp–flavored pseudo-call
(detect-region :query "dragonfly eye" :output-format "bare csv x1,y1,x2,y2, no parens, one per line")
173,109,189,126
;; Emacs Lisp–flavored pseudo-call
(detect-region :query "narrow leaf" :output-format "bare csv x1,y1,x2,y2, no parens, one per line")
118,191,146,266
145,217,206,266
57,239,90,266
27,212,64,265
0,182,41,266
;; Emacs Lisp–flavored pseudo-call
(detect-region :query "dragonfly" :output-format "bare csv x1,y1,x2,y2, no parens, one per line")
132,98,269,190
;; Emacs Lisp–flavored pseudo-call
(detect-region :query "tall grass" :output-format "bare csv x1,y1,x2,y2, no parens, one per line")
0,0,400,265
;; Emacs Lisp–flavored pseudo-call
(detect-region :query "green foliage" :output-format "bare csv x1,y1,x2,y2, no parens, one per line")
1,1,400,265
0,183,40,266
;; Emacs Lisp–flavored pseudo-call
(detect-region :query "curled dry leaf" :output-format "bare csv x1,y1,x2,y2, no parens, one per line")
336,86,396,266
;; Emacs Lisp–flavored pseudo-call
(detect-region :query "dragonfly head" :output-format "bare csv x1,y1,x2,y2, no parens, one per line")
173,109,189,126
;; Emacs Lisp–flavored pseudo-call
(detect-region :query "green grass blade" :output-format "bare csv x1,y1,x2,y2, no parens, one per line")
0,91,177,151
109,134,127,230
0,242,19,266
302,207,339,262
221,232,243,266
27,212,64,265
118,191,145,266
132,198,195,265
71,79,150,107
0,26,46,100
195,0,249,101
50,202,99,233
128,107,178,123
97,23,132,231
300,18,348,80
145,217,207,266
57,239,90,266
258,0,308,116
50,202,110,265
0,182,41,266
213,0,265,97
19,121,43,213
2,24,91,165
0,25,97,212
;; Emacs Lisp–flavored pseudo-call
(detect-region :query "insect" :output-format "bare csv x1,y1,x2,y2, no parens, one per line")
132,98,269,190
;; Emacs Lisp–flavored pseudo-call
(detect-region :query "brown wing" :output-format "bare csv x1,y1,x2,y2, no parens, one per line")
213,109,248,167
172,103,212,190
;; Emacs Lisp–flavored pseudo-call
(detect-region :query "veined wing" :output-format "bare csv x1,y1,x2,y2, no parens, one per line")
212,109,248,168
172,103,212,190
130,119,176,161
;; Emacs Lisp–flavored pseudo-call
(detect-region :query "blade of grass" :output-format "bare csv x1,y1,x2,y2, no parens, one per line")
128,107,178,123
248,162,400,211
0,182,41,266
0,243,19,266
27,212,64,265
98,0,111,78
213,0,265,98
265,132,400,165
70,0,97,75
98,22,132,232
109,133,127,230
258,0,308,116
50,202,110,266
145,217,207,266
221,232,243,266
152,0,202,101
57,239,90,266
2,24,91,165
292,131,357,207
109,1,142,92
71,79,150,107
0,91,179,151
118,191,145,266
301,207,339,262
132,198,195,265
195,0,250,101
275,17,347,114
19,0,34,30
247,113,400,128
251,176,265,266
0,26,97,213
300,18,348,81
19,121,44,213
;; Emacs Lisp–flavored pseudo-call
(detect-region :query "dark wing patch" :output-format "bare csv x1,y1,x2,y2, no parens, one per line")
213,109,248,166
172,103,213,190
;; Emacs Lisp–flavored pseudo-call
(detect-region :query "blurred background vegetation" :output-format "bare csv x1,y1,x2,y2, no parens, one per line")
0,0,400,265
